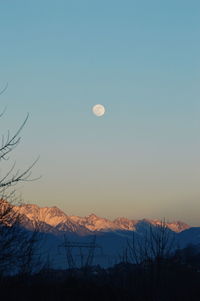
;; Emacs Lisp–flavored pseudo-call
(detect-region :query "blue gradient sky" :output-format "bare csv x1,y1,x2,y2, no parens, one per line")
0,1,199,225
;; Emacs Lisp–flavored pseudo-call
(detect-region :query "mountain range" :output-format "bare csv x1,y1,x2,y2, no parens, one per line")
14,203,190,235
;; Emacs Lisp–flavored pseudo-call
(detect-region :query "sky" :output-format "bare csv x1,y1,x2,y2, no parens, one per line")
0,0,199,225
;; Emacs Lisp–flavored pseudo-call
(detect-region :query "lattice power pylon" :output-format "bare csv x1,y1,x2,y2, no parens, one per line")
62,235,101,269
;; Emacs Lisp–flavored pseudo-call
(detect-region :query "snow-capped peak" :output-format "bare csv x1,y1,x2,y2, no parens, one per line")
14,204,69,227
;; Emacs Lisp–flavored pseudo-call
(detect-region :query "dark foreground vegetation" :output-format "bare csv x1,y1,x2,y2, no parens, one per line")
1,249,200,301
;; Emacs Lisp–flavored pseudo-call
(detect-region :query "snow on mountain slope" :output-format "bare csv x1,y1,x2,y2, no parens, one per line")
161,221,190,232
13,204,90,235
70,214,118,231
113,217,137,231
13,204,190,234
138,219,190,232
14,204,68,226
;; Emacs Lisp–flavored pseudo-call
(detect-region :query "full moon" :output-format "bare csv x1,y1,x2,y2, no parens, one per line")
92,104,106,117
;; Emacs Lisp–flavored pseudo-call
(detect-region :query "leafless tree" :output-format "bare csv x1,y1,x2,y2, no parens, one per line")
19,226,43,276
0,204,43,276
118,220,176,299
126,220,175,266
0,85,40,276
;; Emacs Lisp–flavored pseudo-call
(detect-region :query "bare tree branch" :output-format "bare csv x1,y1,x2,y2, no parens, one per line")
0,83,8,96
0,113,29,161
